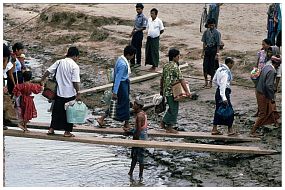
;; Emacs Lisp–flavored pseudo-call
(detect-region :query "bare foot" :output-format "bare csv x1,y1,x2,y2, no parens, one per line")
24,129,30,133
148,67,156,72
249,132,262,138
160,122,165,129
18,124,25,131
208,81,212,88
123,126,132,132
96,118,106,128
123,123,131,129
253,112,259,117
211,130,223,135
202,83,208,88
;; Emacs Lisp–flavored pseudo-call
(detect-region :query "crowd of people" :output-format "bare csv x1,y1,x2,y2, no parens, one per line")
3,3,282,179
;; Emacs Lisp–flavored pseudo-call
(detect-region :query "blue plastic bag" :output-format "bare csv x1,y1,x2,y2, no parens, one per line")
217,104,234,120
66,101,88,124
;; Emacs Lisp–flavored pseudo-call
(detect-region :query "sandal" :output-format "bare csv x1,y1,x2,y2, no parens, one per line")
63,133,75,137
96,118,106,128
211,131,223,135
18,124,25,131
228,132,237,136
47,129,55,135
24,128,30,133
249,133,262,138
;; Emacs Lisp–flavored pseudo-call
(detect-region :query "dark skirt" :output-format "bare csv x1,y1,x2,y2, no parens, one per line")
50,95,76,132
145,36,159,67
203,46,218,77
213,88,234,127
116,79,130,121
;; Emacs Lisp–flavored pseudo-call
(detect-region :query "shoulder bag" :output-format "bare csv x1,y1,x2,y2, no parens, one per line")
42,62,61,100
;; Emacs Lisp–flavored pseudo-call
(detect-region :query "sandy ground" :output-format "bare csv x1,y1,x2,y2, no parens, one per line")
3,3,282,187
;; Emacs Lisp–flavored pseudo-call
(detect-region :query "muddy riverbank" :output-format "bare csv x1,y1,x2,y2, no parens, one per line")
3,3,282,187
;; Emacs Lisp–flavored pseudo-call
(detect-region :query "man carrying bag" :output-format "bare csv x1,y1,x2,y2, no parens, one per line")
41,47,81,137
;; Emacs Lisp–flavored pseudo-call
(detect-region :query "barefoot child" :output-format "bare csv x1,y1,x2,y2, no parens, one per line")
13,71,43,132
128,98,148,179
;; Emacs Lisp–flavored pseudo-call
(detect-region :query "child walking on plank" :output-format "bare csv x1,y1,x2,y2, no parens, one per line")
13,71,43,132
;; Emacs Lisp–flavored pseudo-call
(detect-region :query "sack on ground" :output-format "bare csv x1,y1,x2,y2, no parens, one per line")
153,95,166,114
172,81,190,101
217,104,234,120
42,79,57,100
101,90,112,105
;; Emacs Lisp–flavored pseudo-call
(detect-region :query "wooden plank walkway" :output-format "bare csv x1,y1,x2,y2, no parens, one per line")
79,63,189,94
8,121,260,142
3,129,276,155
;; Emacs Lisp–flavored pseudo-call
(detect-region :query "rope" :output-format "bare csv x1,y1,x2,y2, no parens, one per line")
4,5,58,33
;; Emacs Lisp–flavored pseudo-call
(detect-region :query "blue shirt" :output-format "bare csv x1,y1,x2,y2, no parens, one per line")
113,56,129,94
14,58,22,73
134,13,148,30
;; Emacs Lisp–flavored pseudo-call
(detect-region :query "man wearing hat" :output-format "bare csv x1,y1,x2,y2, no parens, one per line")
128,97,148,179
250,55,281,137
130,3,148,68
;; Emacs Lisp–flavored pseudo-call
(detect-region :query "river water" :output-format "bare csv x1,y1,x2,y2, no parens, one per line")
4,59,170,187
4,94,171,187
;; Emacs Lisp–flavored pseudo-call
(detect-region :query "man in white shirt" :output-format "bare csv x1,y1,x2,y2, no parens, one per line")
145,8,164,71
212,57,235,136
41,47,80,137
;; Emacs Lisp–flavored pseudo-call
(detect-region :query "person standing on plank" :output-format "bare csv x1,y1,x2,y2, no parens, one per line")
41,46,81,137
211,57,235,136
97,45,136,130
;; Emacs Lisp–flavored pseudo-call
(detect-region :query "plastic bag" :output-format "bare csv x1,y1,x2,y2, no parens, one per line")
217,104,234,120
66,101,88,124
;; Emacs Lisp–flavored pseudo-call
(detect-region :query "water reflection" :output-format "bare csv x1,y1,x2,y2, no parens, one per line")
5,136,169,186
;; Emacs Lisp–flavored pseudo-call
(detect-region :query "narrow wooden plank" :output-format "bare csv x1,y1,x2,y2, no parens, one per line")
8,121,260,142
79,63,189,94
3,129,276,155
